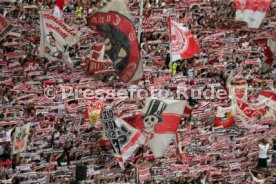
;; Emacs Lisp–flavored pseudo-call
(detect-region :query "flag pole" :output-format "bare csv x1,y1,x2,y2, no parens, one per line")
137,0,144,44
168,15,173,66
39,5,45,58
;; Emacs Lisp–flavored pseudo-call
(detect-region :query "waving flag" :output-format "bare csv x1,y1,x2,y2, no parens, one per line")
235,99,268,127
234,0,272,28
40,10,78,67
53,0,64,19
101,109,145,169
0,14,13,41
141,99,186,158
257,91,276,109
168,16,200,62
87,0,143,83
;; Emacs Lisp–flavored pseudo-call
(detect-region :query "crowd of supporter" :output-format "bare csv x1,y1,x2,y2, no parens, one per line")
0,0,275,183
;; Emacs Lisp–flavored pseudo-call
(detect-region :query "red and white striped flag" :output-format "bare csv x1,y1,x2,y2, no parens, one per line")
87,59,105,74
234,0,272,28
168,16,201,62
53,0,64,19
235,99,268,127
87,44,106,74
90,44,105,61
257,90,276,109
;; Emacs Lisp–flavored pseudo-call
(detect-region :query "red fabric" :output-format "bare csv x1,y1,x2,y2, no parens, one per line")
237,99,267,119
215,116,235,128
154,114,182,133
169,17,201,60
124,113,182,133
55,0,65,11
0,160,12,167
253,39,274,65
91,44,104,53
43,80,56,85
87,59,105,74
122,131,142,153
184,105,192,115
123,114,144,130
259,91,276,101
100,139,110,147
234,0,272,12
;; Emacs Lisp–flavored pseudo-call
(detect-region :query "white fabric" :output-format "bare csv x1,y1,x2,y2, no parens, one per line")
53,6,63,20
40,12,78,67
252,176,265,184
200,176,206,184
242,10,266,28
258,144,269,158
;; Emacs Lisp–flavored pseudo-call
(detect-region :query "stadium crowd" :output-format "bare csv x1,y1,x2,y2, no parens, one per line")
0,0,276,183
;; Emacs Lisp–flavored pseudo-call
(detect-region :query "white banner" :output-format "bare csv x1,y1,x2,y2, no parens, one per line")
40,11,78,67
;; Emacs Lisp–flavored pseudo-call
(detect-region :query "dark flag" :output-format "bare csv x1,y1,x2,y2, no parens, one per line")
87,0,143,83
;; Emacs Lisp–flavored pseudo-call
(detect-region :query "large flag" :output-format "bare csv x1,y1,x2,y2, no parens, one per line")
40,10,78,67
234,0,272,28
87,0,143,83
235,99,268,127
101,109,146,169
168,16,201,62
53,0,65,19
0,14,13,41
12,123,31,154
257,90,276,109
141,99,186,158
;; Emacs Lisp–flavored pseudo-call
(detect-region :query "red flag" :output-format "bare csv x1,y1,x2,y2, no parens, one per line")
257,91,276,109
184,103,192,115
90,44,105,61
87,59,105,74
234,0,272,28
168,16,201,62
53,0,64,19
235,99,268,127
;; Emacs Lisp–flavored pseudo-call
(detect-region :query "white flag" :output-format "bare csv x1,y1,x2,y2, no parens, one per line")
234,0,272,28
40,10,78,67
